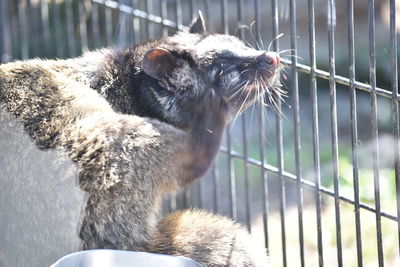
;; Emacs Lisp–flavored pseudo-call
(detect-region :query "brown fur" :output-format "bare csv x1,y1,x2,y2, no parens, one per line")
0,13,276,266
0,60,221,250
149,210,268,266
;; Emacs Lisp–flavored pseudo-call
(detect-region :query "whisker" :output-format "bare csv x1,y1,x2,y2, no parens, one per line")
228,79,251,101
232,81,253,127
278,48,296,54
245,40,257,50
258,32,265,50
267,33,284,52
282,54,303,61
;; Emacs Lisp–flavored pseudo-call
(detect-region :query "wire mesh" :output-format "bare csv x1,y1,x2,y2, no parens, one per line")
1,0,399,266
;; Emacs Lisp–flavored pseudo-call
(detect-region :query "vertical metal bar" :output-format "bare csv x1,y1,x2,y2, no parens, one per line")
203,0,209,29
125,0,133,45
132,0,140,43
196,174,202,209
347,0,363,265
327,1,343,266
18,0,29,59
254,0,270,250
221,0,228,34
258,102,270,249
79,0,89,53
118,0,132,45
254,0,260,46
273,0,286,266
282,2,304,267
91,2,101,47
220,0,237,220
160,0,168,37
221,0,236,221
175,0,182,31
117,0,127,45
40,0,51,57
368,1,384,266
241,114,251,231
212,162,219,212
234,0,254,233
1,0,13,62
52,0,64,58
189,0,195,18
145,0,153,39
126,0,134,45
226,131,237,220
65,0,76,57
237,0,243,39
86,0,95,49
307,0,324,265
170,193,177,212
105,1,113,45
390,0,400,259
29,0,40,57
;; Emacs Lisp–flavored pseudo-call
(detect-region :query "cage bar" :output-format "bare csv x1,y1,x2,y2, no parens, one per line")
390,0,400,258
1,0,399,265
308,0,324,266
306,0,324,265
18,0,29,59
160,0,168,37
368,1,384,266
91,1,101,46
0,0,12,62
78,0,89,53
347,0,363,266
327,0,343,266
105,1,113,45
272,0,287,266
175,0,182,31
65,0,77,57
256,0,271,251
220,146,398,220
145,0,153,39
221,0,228,34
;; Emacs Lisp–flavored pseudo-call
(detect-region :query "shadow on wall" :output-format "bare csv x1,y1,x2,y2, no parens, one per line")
0,108,86,267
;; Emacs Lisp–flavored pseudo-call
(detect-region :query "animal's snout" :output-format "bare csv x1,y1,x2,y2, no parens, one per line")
257,52,280,69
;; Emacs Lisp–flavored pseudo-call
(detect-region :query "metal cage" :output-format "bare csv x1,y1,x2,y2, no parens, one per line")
1,0,399,266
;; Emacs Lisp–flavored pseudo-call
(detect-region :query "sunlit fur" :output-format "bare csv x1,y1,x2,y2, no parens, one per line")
0,13,276,266
160,32,285,123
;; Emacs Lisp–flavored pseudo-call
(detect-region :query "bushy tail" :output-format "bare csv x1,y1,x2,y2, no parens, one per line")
148,209,268,267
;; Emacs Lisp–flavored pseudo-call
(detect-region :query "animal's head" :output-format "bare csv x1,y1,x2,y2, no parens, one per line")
139,12,283,128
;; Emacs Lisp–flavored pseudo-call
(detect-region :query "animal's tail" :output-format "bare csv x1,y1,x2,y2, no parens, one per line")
148,209,268,267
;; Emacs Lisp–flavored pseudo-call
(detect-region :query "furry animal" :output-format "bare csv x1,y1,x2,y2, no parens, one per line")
0,12,280,266
149,209,268,266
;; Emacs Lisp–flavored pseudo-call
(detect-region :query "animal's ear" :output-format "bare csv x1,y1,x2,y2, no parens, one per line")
142,48,177,81
189,11,207,34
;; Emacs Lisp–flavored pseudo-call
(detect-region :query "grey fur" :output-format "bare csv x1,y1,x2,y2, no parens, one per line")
0,14,280,266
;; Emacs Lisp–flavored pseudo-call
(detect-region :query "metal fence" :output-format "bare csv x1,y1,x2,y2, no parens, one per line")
1,0,399,266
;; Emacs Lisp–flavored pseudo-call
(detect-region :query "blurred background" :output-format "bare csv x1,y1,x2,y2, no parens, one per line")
0,0,399,266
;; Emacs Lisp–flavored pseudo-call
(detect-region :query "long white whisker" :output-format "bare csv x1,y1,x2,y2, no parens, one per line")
231,80,252,128
228,79,251,101
278,48,296,54
267,33,284,52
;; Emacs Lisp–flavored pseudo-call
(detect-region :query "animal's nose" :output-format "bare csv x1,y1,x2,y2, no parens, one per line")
257,52,280,68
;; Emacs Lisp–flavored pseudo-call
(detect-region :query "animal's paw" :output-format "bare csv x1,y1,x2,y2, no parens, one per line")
192,87,228,136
